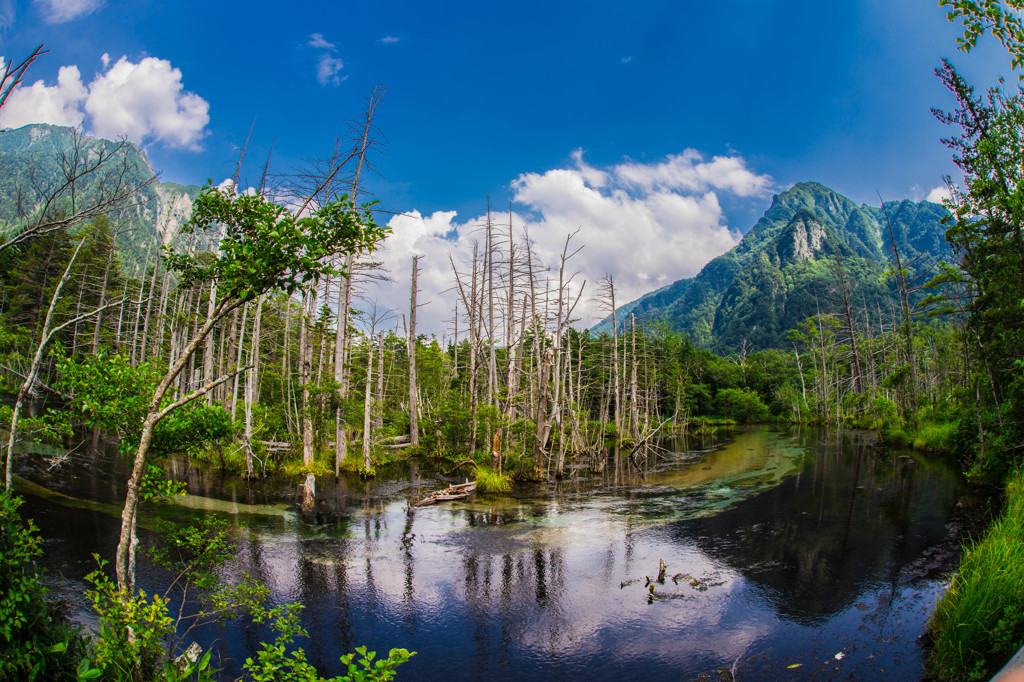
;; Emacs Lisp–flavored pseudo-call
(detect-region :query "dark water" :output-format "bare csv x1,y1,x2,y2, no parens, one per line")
15,426,968,681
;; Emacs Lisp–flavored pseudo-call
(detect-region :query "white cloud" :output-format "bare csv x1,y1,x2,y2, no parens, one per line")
308,33,335,50
0,53,209,149
33,0,104,23
621,56,632,64
316,54,345,86
613,150,772,197
375,151,770,335
0,64,88,128
85,56,209,148
379,36,401,44
925,185,950,204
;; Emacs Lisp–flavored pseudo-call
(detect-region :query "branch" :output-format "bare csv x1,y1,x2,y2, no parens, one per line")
155,365,253,423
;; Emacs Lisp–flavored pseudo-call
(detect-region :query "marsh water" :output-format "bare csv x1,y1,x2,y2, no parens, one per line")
15,426,970,681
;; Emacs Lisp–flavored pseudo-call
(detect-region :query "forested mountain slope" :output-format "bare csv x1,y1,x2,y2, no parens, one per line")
0,124,199,266
593,182,950,353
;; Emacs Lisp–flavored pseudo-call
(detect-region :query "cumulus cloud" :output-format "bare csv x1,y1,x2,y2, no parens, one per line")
0,53,209,149
925,185,951,204
86,55,209,148
613,149,772,197
373,151,771,336
34,0,104,23
316,54,345,86
308,33,335,50
0,63,87,128
379,35,401,44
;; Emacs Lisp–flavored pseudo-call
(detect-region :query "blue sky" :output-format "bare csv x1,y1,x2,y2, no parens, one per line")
0,0,1013,331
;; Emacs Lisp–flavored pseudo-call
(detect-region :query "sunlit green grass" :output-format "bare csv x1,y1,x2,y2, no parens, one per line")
474,466,512,493
928,471,1024,680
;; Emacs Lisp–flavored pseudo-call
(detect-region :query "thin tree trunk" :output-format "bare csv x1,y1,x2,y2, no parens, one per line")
409,256,420,446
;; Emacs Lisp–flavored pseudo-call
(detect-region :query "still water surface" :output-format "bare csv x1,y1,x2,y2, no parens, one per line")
18,426,967,680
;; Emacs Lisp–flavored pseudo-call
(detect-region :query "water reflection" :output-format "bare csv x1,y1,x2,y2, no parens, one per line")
19,426,966,681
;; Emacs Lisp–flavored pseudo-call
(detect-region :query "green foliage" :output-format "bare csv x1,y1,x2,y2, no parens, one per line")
165,184,387,302
55,352,232,458
85,563,175,680
0,492,90,681
85,517,270,681
928,471,1024,680
714,387,770,423
244,603,414,682
473,466,512,494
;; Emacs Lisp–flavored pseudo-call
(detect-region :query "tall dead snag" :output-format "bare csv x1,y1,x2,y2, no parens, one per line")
4,237,119,489
830,252,864,394
596,275,621,435
533,230,584,479
298,286,317,467
409,255,421,447
879,195,916,400
114,183,386,594
243,295,264,477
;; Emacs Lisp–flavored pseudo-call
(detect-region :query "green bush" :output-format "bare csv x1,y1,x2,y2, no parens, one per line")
714,387,769,423
244,603,414,682
0,492,89,681
928,470,1024,680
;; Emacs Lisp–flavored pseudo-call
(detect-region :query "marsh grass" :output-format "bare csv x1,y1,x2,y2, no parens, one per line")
928,471,1024,680
474,466,512,494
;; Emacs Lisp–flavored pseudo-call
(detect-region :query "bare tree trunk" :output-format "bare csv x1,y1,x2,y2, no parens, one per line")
362,332,375,470
299,287,316,467
229,302,248,422
6,237,105,488
409,256,420,446
244,295,263,477
203,281,218,405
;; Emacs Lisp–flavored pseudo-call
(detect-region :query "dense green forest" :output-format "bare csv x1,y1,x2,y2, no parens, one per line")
4,2,1024,680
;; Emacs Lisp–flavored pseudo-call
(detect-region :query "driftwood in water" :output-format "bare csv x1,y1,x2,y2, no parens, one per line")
413,481,477,507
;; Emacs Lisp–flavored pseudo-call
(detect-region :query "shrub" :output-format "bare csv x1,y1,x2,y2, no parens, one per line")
714,387,770,423
0,492,89,681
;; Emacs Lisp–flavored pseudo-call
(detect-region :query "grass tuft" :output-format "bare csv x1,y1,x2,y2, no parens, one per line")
928,470,1024,680
474,466,512,494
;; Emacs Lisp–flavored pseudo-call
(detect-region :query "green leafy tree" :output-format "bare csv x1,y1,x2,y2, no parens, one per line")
114,183,388,599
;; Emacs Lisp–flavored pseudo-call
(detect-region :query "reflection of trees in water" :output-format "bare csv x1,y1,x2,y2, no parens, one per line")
671,431,963,625
457,538,569,674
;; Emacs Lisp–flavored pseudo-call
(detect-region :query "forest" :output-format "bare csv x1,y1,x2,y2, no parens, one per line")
3,1,1024,681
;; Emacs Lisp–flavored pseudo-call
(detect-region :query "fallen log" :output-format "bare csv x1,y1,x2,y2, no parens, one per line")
413,481,477,507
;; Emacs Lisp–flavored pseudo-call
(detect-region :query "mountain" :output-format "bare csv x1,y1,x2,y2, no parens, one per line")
593,182,951,353
0,124,200,267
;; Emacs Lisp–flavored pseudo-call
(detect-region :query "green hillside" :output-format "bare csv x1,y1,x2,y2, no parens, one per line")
0,124,200,268
593,182,950,353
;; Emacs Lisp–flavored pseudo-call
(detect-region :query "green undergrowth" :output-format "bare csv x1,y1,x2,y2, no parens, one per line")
473,466,512,494
927,470,1024,680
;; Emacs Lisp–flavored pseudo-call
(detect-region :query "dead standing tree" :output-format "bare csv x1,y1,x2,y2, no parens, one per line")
114,180,387,594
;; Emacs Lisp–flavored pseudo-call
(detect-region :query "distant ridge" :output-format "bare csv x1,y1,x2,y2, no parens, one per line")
591,182,950,353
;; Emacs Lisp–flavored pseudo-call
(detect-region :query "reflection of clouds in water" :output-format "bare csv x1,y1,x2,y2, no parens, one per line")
240,497,764,666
